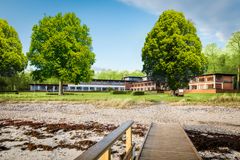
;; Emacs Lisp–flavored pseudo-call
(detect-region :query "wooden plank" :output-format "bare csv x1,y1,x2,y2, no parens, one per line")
74,120,134,160
123,143,135,160
138,123,202,160
126,127,132,152
99,149,111,160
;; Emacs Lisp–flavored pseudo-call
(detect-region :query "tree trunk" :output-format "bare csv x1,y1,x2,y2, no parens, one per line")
237,65,240,90
156,81,160,93
58,80,63,96
171,90,177,96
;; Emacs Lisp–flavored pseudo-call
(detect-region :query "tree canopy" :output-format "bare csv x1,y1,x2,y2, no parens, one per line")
227,31,240,71
94,69,145,80
27,13,95,95
203,31,240,75
0,19,27,77
203,43,232,74
142,10,207,91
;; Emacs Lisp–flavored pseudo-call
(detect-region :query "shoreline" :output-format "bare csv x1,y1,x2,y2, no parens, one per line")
0,102,240,159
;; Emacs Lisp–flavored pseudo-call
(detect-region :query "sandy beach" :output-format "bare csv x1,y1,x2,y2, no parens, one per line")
0,102,240,159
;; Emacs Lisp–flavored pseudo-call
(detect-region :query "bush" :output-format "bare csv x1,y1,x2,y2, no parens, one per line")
111,91,128,94
46,92,75,95
132,91,144,96
46,92,58,95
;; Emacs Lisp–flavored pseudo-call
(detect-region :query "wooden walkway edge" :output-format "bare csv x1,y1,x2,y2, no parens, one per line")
137,123,202,160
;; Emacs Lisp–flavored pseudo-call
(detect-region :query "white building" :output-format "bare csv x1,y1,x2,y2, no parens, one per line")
29,79,126,92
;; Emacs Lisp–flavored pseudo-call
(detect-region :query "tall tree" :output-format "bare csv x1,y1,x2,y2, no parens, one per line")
204,43,220,73
142,10,207,93
203,43,232,74
0,19,27,77
227,31,240,90
28,13,95,95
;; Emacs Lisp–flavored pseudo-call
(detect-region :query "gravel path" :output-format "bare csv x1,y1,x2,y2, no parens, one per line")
0,102,240,135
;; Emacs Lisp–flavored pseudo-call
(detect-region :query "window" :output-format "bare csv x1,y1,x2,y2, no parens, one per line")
102,87,107,91
216,75,223,82
40,86,45,90
192,85,197,89
216,84,222,89
199,77,205,82
207,84,213,89
83,87,88,91
206,77,213,82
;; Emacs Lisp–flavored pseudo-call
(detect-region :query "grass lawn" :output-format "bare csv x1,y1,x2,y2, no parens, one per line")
0,92,240,107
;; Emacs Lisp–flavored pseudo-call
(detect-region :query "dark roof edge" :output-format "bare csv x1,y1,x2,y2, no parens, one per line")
202,73,236,76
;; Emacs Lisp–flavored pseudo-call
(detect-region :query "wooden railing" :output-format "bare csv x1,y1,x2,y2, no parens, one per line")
74,120,134,160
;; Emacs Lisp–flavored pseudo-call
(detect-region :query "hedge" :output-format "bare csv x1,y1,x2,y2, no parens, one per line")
132,91,144,96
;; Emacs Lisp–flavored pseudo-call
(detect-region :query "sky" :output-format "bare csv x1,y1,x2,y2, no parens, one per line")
0,0,240,71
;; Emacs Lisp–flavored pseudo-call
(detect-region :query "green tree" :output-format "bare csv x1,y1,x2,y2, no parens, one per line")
28,13,95,95
0,72,32,91
142,10,206,93
0,19,27,77
227,31,240,89
203,43,232,74
94,69,145,80
204,43,220,73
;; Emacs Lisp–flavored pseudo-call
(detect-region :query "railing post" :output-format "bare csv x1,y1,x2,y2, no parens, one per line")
126,127,132,159
99,149,111,160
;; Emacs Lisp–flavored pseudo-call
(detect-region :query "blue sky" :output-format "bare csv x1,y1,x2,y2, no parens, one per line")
1,0,240,71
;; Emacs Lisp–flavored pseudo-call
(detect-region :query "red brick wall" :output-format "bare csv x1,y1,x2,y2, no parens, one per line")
185,89,217,94
125,83,132,90
223,83,233,90
185,89,240,93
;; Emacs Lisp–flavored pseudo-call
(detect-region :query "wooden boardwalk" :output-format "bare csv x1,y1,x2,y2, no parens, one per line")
137,123,202,160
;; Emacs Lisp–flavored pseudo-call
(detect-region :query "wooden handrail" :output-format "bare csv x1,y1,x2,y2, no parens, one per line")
74,120,134,160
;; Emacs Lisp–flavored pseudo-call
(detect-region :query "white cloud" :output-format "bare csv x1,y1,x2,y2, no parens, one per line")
118,0,240,46
215,32,226,42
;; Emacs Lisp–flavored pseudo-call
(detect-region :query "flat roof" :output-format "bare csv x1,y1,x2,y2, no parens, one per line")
123,76,143,78
91,79,126,82
201,73,236,76
29,84,68,86
29,79,132,86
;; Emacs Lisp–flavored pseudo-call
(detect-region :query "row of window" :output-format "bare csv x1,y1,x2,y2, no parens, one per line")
132,82,154,87
131,87,155,91
69,86,124,91
191,84,214,90
195,76,214,82
30,85,124,91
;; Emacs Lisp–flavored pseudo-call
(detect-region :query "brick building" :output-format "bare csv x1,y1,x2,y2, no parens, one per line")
188,73,236,93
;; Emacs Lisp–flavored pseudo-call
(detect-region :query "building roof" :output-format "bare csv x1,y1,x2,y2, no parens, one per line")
30,79,130,86
123,76,143,78
29,84,68,86
202,73,236,76
91,79,126,82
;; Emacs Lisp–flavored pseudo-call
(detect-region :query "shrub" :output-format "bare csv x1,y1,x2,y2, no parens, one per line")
111,91,128,94
46,92,58,95
46,92,75,95
132,91,144,96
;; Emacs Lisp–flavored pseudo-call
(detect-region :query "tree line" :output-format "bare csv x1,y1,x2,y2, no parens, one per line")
204,32,240,74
